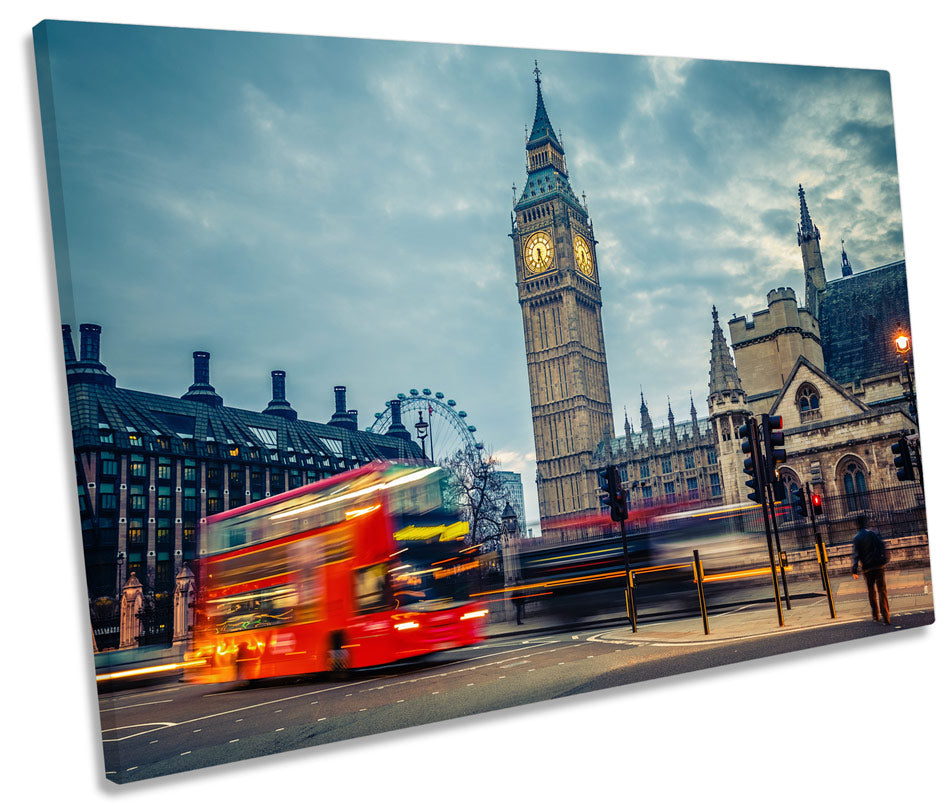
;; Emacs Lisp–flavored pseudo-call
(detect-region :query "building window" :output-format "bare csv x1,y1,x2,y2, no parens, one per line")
664,481,676,503
157,486,172,513
641,485,653,506
100,451,117,477
99,430,114,444
797,383,821,421
157,457,171,480
99,482,117,511
841,459,869,512
127,519,143,545
661,458,672,474
184,460,196,482
710,473,721,498
183,487,197,514
706,449,717,465
206,488,221,515
157,519,171,545
129,484,147,512
129,433,143,447
639,462,650,479
684,453,694,470
687,477,698,499
129,455,146,478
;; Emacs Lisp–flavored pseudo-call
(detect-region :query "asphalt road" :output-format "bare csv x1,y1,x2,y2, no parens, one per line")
98,605,934,783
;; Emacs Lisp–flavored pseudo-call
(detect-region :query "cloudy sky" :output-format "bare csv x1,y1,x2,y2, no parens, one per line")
38,20,905,532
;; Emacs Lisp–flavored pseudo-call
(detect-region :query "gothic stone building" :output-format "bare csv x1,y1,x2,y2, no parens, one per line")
65,323,424,601
711,186,918,510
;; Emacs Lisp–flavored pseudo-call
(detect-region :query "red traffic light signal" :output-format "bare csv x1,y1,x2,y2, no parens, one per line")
810,493,823,515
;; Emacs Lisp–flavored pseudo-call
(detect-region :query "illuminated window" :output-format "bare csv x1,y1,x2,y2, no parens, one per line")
157,486,171,512
129,433,143,447
129,455,146,478
183,459,196,482
157,457,171,479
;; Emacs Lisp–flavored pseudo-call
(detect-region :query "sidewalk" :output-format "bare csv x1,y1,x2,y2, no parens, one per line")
485,566,935,644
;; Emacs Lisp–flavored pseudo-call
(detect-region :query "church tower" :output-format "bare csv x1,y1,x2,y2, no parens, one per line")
708,305,751,504
511,64,614,531
797,184,826,315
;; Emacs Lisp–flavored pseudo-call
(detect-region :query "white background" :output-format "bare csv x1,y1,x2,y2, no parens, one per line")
5,2,946,807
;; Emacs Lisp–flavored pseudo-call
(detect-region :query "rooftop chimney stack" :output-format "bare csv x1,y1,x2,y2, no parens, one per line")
181,350,223,406
263,370,297,420
62,324,77,364
328,385,355,429
385,399,413,443
63,323,115,387
79,323,102,364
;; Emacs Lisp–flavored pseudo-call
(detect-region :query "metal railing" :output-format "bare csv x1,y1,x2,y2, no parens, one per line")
777,482,927,550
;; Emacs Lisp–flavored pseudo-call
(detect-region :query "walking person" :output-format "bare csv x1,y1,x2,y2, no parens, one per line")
851,515,891,624
512,580,526,625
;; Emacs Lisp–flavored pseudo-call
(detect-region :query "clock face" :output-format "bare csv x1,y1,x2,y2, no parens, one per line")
573,235,593,277
523,230,555,275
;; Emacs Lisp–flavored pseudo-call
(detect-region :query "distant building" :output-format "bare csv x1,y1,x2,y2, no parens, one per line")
64,323,424,600
494,470,527,536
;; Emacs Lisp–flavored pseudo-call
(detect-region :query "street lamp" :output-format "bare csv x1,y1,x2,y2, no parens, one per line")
414,410,429,461
894,327,917,421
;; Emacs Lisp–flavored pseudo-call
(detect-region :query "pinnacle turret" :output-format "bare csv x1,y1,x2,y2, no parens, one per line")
708,306,744,400
841,240,853,277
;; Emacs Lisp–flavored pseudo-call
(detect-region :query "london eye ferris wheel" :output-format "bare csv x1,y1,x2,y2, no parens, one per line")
367,389,484,465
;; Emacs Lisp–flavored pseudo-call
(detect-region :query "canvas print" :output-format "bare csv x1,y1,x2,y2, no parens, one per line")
34,20,935,784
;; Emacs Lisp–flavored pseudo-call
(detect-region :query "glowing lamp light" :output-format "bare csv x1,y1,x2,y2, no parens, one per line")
895,333,911,354
394,621,419,631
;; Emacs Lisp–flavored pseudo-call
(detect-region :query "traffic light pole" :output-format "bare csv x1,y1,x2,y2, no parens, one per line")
805,483,836,618
747,418,785,628
619,516,637,633
765,477,791,610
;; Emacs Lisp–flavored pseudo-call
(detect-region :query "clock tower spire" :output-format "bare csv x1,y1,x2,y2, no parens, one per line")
511,65,615,538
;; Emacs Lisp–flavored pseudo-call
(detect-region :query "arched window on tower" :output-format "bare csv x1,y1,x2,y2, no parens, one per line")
838,456,869,513
797,383,821,423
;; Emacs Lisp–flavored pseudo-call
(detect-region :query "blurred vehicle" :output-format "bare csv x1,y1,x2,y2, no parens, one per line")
514,501,769,619
185,462,487,682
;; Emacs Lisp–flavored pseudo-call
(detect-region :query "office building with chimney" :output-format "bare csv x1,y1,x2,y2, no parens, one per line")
64,323,424,602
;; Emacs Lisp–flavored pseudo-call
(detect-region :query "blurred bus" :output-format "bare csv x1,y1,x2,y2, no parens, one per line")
185,462,487,682
514,501,767,617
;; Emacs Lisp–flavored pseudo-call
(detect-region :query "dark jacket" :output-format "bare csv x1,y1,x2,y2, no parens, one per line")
851,528,889,574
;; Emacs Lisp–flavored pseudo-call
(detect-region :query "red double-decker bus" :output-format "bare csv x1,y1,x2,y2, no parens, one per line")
185,462,487,682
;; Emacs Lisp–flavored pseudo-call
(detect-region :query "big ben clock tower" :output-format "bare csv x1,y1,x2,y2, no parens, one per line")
511,64,615,536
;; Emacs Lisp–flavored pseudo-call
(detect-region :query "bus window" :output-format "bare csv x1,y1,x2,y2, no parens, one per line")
355,564,392,614
210,585,298,633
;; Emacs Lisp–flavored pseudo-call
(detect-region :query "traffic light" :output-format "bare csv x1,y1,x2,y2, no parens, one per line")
761,414,787,501
810,492,823,515
891,436,915,482
792,487,808,518
738,419,763,503
597,465,628,522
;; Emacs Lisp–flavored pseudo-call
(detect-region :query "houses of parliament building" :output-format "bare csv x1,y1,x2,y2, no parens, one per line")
510,67,916,543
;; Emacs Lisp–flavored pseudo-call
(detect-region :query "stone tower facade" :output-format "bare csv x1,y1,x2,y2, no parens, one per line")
707,306,751,504
727,287,824,409
798,184,826,315
510,65,614,531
